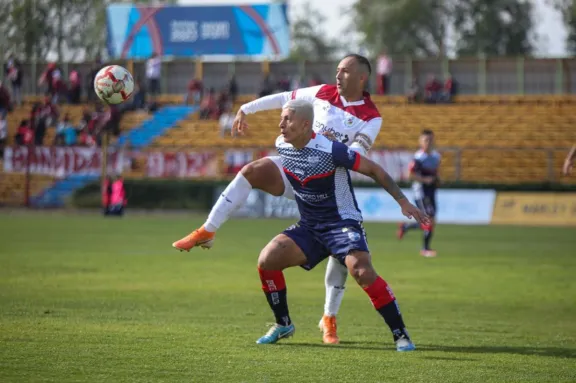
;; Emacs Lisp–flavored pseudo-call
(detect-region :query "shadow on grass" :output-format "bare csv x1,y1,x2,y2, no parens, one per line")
279,341,576,358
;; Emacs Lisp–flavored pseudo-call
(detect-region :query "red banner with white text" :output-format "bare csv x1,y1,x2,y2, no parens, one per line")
3,146,125,177
146,151,219,178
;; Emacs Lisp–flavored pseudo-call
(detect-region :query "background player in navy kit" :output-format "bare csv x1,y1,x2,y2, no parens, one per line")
255,99,429,351
397,130,441,257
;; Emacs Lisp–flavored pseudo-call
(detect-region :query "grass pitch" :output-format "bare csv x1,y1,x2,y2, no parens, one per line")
0,212,575,382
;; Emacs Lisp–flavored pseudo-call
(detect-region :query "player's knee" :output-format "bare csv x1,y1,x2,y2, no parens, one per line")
240,162,259,186
347,258,377,286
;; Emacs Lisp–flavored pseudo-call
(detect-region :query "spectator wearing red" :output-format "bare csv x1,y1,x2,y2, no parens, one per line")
185,78,203,105
15,120,33,146
199,88,218,120
68,69,82,104
424,74,442,104
441,74,458,103
376,50,392,95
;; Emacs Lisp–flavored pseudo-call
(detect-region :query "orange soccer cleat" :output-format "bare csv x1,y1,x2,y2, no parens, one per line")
318,315,340,344
172,226,215,252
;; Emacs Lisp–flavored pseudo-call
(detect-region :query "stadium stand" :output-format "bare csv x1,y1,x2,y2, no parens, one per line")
148,94,576,183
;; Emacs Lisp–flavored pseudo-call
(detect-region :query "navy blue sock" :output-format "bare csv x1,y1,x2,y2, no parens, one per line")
423,226,434,250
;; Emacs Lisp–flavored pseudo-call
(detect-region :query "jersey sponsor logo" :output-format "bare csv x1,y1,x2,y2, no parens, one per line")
294,190,330,202
347,231,361,242
293,168,305,176
347,149,355,160
315,121,350,144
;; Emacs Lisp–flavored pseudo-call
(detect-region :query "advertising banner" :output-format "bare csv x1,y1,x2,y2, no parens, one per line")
146,151,218,178
106,3,290,58
492,192,576,226
225,187,497,224
3,146,124,177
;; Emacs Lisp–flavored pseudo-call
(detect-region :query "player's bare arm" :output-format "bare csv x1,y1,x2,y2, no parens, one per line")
356,155,430,224
563,144,576,175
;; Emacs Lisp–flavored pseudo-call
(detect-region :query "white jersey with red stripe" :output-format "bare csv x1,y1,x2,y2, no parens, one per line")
240,84,382,156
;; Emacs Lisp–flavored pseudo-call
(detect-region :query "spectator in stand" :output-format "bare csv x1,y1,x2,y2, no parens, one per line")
38,63,57,100
376,50,392,95
87,57,102,102
54,113,75,146
219,104,234,137
68,69,82,104
78,127,96,147
441,74,458,103
0,113,6,156
199,88,217,120
424,74,442,104
406,79,420,103
258,74,274,97
40,94,59,127
228,75,238,103
217,89,231,117
277,73,291,92
15,120,33,146
308,74,322,87
0,80,11,118
185,78,203,106
146,52,162,99
4,56,23,106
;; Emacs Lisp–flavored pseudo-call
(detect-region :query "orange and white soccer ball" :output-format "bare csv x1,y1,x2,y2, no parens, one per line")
93,65,135,105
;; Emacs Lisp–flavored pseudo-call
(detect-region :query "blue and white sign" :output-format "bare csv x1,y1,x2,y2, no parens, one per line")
106,3,290,58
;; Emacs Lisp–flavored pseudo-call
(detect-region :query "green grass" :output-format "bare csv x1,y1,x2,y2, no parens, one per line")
0,213,575,383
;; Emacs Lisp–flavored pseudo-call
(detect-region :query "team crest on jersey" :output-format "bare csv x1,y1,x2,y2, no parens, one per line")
347,149,355,160
307,156,320,165
348,231,361,242
345,116,354,127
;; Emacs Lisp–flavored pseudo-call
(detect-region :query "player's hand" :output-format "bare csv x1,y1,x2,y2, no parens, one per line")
320,131,337,141
399,199,430,225
232,109,248,136
563,159,573,176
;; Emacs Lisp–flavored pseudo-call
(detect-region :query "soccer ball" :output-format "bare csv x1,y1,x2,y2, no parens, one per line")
93,65,134,105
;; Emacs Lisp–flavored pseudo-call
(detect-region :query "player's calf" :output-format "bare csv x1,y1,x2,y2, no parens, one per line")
345,250,415,351
256,235,307,344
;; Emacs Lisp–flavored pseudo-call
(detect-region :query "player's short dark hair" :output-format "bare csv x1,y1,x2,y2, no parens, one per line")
343,53,372,75
421,129,434,136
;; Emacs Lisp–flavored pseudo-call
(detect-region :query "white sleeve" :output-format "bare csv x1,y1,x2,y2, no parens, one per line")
349,117,382,156
240,85,324,115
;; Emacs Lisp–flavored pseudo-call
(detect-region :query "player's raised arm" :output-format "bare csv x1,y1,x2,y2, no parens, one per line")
233,85,324,135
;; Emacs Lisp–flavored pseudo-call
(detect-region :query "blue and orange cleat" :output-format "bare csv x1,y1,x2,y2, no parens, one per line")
397,223,406,240
256,323,295,344
172,226,215,252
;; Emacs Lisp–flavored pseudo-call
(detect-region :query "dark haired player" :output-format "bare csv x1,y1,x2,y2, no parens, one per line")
173,54,384,344
397,130,441,257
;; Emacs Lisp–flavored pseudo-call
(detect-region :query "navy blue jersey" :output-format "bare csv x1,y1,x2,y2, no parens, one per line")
276,133,363,226
410,150,441,199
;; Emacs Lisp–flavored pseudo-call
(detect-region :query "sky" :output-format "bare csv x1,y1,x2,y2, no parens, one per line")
180,0,570,57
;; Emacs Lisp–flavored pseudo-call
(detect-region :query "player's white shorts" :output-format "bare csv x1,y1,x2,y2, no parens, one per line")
268,156,295,200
